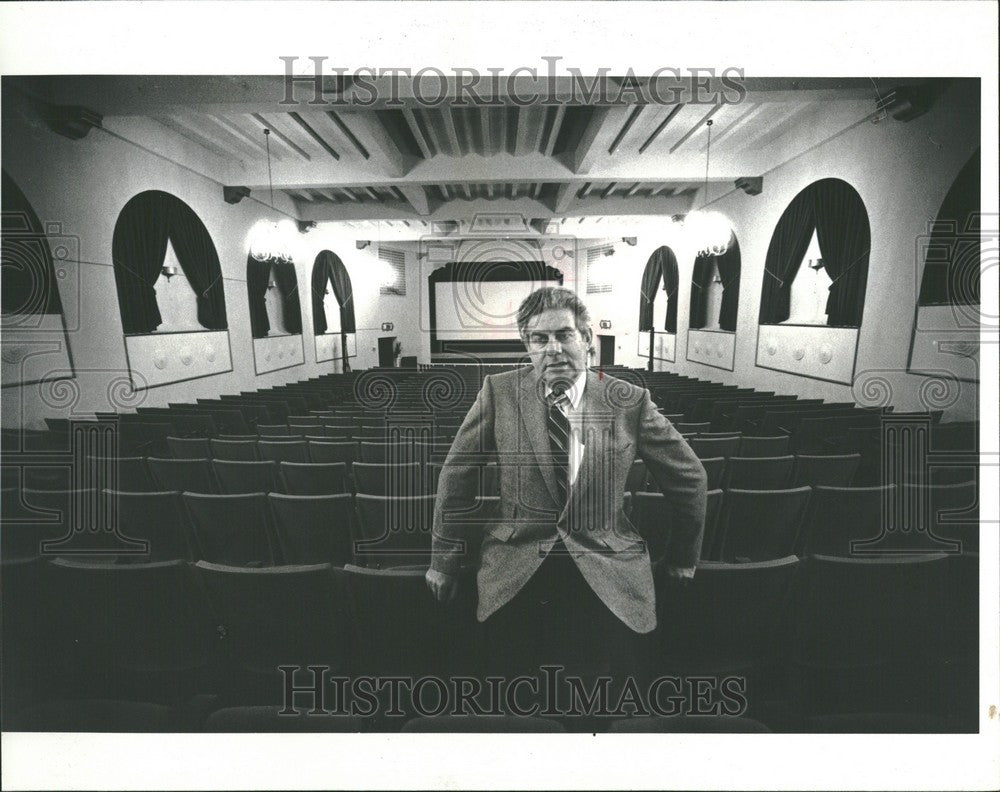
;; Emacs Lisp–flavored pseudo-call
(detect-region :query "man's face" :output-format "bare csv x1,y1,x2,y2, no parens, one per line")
522,308,592,389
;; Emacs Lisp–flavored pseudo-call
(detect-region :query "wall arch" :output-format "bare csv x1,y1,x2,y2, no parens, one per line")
758,178,870,329
111,190,228,334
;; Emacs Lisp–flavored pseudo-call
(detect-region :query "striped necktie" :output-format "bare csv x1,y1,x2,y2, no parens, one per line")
546,389,571,508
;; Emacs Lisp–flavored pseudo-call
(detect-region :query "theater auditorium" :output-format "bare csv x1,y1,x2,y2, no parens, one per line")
0,73,985,734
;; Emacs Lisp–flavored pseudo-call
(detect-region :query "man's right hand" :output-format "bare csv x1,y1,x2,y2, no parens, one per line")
425,568,459,603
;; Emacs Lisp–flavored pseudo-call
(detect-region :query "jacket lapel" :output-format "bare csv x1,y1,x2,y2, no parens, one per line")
517,367,562,506
570,371,617,516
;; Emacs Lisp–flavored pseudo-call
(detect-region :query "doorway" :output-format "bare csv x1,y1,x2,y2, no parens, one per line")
597,335,615,367
377,336,397,367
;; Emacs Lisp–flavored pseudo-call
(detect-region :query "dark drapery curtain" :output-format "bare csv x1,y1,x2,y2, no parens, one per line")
328,254,355,333
918,149,980,307
112,190,228,334
660,246,679,334
760,179,870,327
311,250,355,334
272,259,303,334
688,255,715,330
310,255,331,335
758,186,820,325
111,192,172,333
716,239,742,332
169,202,228,330
813,179,871,327
247,256,271,338
1,170,63,317
638,251,663,332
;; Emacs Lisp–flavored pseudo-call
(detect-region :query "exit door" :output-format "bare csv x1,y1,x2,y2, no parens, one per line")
598,335,615,367
378,336,397,367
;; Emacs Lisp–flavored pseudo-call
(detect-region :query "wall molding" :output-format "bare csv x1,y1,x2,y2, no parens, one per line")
123,330,233,391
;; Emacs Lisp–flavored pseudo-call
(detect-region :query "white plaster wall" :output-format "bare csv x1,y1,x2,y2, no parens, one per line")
1,93,330,427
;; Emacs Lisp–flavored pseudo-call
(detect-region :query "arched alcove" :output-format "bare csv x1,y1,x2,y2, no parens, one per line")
688,237,741,371
311,250,356,371
111,190,228,334
111,190,232,389
1,170,74,388
246,256,302,338
758,178,870,329
755,178,870,385
638,245,679,365
247,253,305,375
908,148,982,383
917,148,980,308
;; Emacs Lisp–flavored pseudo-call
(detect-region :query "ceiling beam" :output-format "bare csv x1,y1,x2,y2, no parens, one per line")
542,104,567,157
607,105,645,155
337,187,361,203
251,113,312,161
513,106,537,156
638,103,685,154
396,185,431,215
200,114,273,159
288,112,340,159
153,114,241,162
669,103,722,153
560,105,633,174
296,192,691,224
439,108,462,156
551,182,575,213
401,108,434,159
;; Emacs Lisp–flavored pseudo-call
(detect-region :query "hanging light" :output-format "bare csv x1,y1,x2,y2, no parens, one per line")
249,128,295,264
684,118,734,258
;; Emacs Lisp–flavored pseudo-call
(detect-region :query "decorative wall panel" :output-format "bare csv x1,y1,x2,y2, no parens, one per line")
755,324,859,385
124,330,232,390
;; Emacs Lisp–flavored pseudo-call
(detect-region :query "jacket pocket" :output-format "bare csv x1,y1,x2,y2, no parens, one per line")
486,522,516,543
598,529,644,552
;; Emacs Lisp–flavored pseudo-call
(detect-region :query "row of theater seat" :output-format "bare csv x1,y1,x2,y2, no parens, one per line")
3,457,488,497
5,448,879,495
3,481,978,568
633,452,864,490
636,482,979,562
2,552,976,730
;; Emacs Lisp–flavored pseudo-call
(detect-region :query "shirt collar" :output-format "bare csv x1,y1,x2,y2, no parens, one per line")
545,370,587,410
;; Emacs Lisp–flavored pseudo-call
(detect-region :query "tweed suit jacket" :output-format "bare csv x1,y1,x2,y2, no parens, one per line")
430,366,707,633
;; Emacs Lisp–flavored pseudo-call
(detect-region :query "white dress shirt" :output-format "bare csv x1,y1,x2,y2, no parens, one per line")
544,370,587,489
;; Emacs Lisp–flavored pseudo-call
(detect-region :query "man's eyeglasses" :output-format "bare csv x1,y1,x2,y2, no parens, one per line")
525,329,581,348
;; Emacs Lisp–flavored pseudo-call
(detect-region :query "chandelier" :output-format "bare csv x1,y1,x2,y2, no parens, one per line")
684,118,733,258
249,219,295,264
249,128,295,263
686,209,733,258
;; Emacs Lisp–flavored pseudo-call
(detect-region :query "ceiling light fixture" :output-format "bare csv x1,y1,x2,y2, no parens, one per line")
684,118,734,258
249,128,295,264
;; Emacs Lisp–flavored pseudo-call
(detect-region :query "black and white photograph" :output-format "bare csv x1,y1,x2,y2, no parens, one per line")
1,1,997,789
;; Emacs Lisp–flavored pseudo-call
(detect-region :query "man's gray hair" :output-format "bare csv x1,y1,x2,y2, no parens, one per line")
516,286,592,338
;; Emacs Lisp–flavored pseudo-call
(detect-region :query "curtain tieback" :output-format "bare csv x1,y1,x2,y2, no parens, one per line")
199,273,223,297
826,250,871,285
763,269,785,286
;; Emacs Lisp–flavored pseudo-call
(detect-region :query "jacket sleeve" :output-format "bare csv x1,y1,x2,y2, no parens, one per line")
634,389,708,568
431,374,499,576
